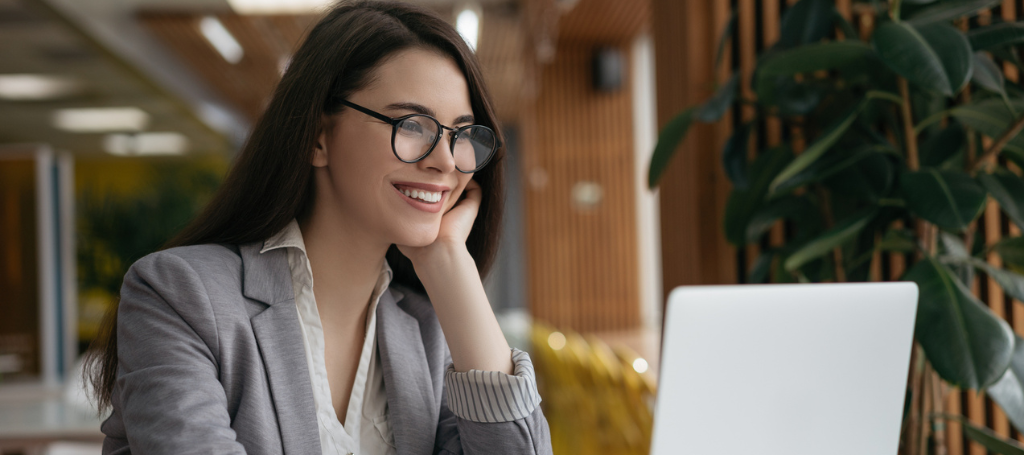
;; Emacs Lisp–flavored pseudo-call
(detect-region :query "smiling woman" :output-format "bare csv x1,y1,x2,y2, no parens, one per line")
82,2,552,454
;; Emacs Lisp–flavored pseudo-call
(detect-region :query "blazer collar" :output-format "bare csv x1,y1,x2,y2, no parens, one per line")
240,241,293,306
240,240,321,454
377,287,439,455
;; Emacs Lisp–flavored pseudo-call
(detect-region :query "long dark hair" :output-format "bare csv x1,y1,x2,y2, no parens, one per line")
85,0,505,413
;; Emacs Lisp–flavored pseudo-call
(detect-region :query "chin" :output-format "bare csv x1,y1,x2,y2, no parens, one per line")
392,223,440,248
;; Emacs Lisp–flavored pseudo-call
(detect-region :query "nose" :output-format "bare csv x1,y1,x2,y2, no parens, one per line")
417,132,458,174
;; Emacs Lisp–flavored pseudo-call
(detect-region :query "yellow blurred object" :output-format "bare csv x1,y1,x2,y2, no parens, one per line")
531,323,656,455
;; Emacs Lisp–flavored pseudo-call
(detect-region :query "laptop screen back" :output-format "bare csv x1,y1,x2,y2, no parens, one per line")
650,283,918,455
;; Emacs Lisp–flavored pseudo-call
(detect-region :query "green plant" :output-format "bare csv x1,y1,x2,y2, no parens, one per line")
77,160,222,350
649,0,1024,453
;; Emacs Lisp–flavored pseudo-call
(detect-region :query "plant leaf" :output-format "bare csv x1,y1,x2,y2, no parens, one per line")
970,258,1024,303
769,101,865,194
993,46,1024,70
907,0,1002,27
745,195,814,243
940,414,1024,455
918,23,975,95
978,169,1024,231
972,52,1009,100
723,121,754,189
995,237,1024,272
921,121,967,168
873,20,951,96
755,41,874,103
724,146,794,246
649,107,696,189
873,20,973,97
773,144,890,194
757,41,874,75
695,74,739,122
900,169,988,232
878,228,919,253
748,249,774,284
952,98,1024,149
783,209,876,271
968,23,1024,51
779,0,836,48
904,258,1014,389
940,231,972,259
989,335,1024,435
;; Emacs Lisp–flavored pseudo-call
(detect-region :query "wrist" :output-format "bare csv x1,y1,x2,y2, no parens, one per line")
410,241,474,277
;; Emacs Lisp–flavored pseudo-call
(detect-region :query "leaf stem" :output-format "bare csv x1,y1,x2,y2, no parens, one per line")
899,78,920,170
971,113,1024,173
890,0,903,21
866,90,904,105
912,109,954,136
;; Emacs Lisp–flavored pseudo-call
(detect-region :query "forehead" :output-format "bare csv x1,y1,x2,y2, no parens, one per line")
358,47,472,119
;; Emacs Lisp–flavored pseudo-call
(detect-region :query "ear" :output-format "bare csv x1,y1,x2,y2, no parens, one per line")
312,116,330,167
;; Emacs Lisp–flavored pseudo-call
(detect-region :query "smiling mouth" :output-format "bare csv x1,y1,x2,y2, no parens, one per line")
393,184,444,204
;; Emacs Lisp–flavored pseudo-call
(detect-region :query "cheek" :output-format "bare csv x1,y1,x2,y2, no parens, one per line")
445,176,472,210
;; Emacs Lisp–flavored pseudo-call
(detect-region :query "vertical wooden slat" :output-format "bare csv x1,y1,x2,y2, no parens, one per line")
652,0,736,302
986,196,1013,439
969,271,987,455
739,0,760,278
523,38,641,333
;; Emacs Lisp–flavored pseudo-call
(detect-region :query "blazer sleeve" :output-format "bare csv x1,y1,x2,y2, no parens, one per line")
433,349,553,455
105,251,248,454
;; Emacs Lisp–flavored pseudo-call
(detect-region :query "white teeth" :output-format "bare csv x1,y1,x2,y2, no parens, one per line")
401,188,441,203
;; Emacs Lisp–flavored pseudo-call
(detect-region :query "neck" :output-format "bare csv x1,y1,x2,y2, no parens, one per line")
298,207,389,322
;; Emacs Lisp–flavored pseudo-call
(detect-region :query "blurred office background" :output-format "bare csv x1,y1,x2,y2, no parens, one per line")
4,0,1024,454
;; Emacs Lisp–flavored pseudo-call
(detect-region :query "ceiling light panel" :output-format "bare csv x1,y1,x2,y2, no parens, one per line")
199,16,243,64
104,132,189,156
456,5,481,52
52,107,149,132
0,74,81,100
226,0,334,14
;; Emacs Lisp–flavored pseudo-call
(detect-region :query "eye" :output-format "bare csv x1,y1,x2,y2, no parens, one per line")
397,117,434,140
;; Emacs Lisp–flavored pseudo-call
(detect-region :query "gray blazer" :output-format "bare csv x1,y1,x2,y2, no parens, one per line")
100,242,552,455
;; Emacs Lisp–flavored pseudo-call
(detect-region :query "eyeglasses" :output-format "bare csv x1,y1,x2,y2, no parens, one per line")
341,100,499,173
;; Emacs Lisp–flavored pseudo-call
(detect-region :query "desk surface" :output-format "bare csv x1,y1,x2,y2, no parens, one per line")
0,384,105,442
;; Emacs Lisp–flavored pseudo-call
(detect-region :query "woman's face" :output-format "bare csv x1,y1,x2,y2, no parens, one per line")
313,47,476,248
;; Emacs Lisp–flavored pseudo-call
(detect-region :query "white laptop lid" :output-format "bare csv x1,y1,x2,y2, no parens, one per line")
650,282,918,455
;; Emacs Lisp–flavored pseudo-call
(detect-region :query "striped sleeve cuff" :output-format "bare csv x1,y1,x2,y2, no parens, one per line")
443,348,542,423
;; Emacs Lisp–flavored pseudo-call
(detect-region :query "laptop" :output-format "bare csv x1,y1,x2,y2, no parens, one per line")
650,282,918,455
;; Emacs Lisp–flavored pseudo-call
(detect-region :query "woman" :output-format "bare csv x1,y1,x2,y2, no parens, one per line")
85,2,552,454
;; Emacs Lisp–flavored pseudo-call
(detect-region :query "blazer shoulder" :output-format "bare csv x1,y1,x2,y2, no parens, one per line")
124,244,246,311
130,243,242,279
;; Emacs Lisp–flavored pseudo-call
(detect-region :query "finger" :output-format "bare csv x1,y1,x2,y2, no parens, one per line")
462,179,482,204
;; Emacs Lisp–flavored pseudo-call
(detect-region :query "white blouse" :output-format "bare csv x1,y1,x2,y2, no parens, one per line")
262,220,395,455
262,219,542,455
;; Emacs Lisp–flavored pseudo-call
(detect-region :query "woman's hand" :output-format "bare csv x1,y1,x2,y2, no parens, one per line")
396,178,513,374
397,179,481,265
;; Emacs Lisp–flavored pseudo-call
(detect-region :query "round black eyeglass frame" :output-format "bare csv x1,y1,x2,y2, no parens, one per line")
340,100,499,173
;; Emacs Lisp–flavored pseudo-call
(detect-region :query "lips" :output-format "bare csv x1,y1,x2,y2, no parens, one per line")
392,181,451,213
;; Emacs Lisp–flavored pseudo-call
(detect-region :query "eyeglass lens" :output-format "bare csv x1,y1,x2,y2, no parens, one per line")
393,115,495,172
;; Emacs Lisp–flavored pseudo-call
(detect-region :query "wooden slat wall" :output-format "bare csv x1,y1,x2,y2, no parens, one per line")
517,0,650,332
650,0,737,310
520,40,641,332
652,1,1024,453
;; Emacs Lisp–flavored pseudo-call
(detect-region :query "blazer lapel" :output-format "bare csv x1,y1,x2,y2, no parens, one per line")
377,288,438,455
240,242,321,455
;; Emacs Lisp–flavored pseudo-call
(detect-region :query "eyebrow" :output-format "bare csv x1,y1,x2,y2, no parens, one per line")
385,102,475,126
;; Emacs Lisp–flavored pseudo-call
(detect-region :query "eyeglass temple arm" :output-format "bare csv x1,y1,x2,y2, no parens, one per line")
340,100,396,124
